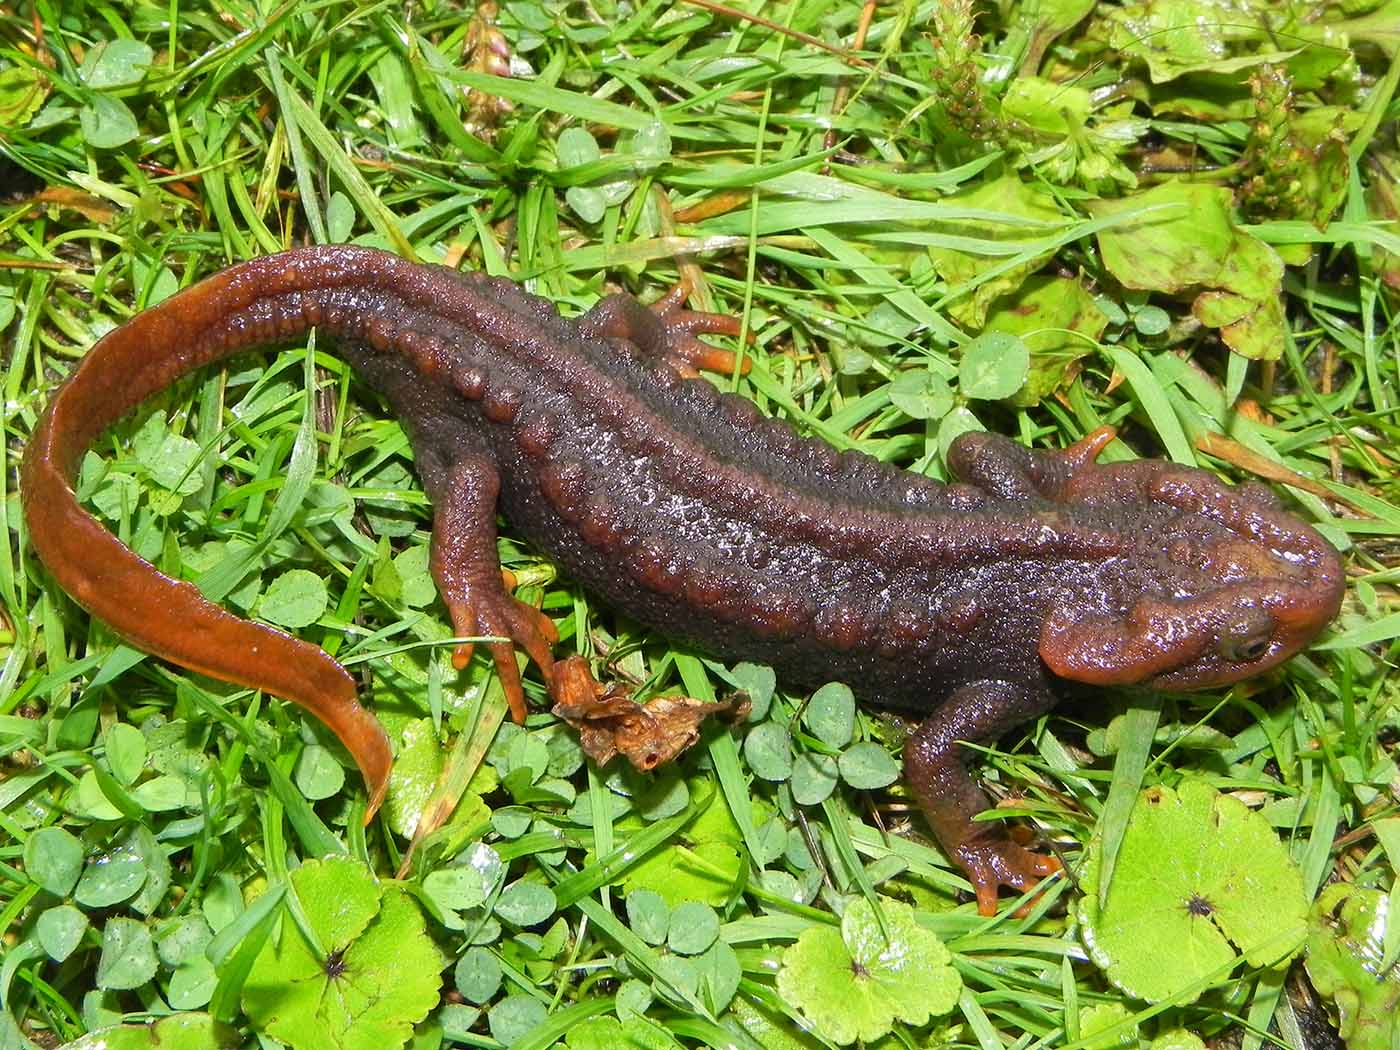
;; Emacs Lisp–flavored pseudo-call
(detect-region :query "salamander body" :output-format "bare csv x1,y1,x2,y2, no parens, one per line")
20,245,1344,912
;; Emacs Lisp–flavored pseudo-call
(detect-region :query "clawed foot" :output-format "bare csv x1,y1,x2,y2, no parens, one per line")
649,282,752,376
578,282,752,376
444,588,559,724
954,834,1062,916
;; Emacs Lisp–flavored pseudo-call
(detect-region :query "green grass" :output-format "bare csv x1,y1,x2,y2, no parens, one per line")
2,1,1399,1048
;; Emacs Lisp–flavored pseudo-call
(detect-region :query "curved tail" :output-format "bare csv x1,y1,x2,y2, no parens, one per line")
20,246,409,819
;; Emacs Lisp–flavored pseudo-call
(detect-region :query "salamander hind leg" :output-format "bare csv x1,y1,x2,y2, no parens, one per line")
578,285,750,375
428,454,558,724
904,680,1061,915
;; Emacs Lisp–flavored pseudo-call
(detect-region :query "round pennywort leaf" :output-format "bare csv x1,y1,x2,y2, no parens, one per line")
1078,780,1307,1003
1305,883,1400,1050
777,897,961,1044
243,857,442,1050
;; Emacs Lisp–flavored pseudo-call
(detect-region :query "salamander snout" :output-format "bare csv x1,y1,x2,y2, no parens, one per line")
1140,472,1347,688
1142,569,1344,689
1039,517,1345,691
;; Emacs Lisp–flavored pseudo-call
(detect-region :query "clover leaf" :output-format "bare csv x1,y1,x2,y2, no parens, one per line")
1078,780,1306,1003
776,897,961,1044
243,857,442,1050
803,683,854,748
958,332,1029,401
384,716,449,837
36,905,88,963
95,917,158,990
25,826,84,896
257,569,329,629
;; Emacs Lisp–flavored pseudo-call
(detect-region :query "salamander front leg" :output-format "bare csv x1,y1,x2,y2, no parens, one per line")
578,286,750,375
429,455,558,724
947,427,1116,502
904,680,1061,915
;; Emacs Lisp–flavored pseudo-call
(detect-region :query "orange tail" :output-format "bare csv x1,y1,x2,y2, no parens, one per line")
19,247,411,819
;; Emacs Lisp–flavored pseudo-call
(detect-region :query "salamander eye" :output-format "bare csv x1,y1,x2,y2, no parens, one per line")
1218,622,1272,663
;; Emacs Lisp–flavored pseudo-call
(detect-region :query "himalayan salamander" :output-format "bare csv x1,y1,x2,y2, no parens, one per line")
21,245,1344,913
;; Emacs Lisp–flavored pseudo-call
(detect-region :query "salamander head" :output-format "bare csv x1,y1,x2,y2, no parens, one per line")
1039,462,1344,691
